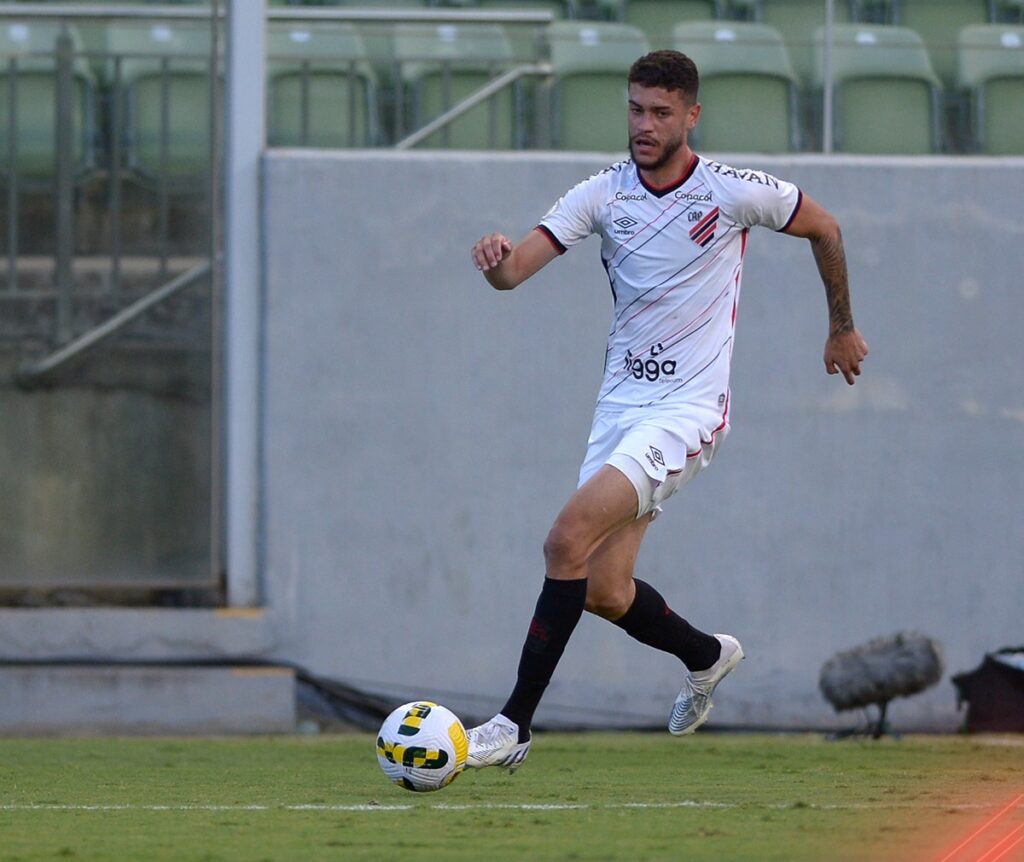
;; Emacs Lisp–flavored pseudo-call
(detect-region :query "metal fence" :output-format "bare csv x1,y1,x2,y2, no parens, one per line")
1,6,220,362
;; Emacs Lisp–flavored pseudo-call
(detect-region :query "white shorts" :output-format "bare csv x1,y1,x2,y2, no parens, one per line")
577,407,729,519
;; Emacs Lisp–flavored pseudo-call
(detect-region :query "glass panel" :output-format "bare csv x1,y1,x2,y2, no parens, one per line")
0,13,221,606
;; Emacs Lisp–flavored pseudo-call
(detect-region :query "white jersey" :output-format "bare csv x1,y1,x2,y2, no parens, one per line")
538,154,801,427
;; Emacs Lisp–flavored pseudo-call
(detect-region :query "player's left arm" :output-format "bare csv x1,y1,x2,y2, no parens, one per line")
782,193,869,385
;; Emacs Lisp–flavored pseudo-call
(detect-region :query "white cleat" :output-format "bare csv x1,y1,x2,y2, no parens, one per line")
465,713,532,772
669,634,744,736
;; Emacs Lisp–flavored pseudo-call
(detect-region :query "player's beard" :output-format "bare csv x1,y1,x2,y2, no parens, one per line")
629,132,684,173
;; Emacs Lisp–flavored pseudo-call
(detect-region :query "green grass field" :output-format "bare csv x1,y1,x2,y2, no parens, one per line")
1,733,1022,861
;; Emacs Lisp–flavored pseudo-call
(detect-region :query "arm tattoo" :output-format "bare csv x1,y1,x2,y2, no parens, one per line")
811,228,854,334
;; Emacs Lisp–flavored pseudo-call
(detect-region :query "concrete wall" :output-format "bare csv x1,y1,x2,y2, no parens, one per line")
0,665,295,735
260,150,1024,732
0,351,212,589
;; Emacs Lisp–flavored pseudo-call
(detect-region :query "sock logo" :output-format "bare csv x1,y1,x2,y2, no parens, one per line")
526,617,551,653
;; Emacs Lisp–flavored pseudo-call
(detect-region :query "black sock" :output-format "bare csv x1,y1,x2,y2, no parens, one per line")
501,577,588,742
612,578,721,671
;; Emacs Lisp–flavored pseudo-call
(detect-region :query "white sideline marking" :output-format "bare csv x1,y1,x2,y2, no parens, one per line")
0,800,728,813
0,801,993,813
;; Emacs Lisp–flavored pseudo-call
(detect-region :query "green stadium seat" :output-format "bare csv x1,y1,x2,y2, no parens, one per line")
599,0,721,49
267,23,379,148
673,21,800,152
729,0,854,84
394,23,518,148
103,21,218,185
0,21,97,185
957,24,1024,153
437,0,573,59
896,0,989,86
813,24,942,153
545,21,650,150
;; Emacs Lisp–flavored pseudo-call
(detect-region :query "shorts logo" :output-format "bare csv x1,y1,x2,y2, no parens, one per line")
689,206,720,247
647,446,665,469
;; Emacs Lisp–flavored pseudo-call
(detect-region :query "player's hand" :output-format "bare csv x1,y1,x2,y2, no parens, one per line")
824,328,869,385
472,233,513,272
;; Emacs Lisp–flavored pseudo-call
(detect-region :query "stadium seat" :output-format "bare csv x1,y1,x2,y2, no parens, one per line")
103,21,218,185
672,21,800,152
545,21,650,150
728,0,854,84
394,23,518,148
0,21,97,185
441,0,574,59
957,24,1024,153
813,24,942,153
895,0,990,86
600,0,721,49
267,23,379,148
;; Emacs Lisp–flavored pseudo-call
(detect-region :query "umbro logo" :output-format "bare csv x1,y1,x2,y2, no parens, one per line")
613,216,638,230
645,446,666,471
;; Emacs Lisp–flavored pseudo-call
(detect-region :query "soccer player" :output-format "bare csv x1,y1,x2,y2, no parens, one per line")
466,50,868,771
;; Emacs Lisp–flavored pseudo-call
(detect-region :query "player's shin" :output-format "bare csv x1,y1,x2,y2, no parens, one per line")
500,576,588,742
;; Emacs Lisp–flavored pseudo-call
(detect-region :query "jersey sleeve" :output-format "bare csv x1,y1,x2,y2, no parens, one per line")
536,171,606,253
725,170,802,232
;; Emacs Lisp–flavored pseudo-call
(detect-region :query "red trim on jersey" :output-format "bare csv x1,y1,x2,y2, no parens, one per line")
685,394,730,459
637,152,700,198
535,224,566,254
778,189,804,233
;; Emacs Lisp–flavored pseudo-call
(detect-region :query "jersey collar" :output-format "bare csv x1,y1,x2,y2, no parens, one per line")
636,153,700,198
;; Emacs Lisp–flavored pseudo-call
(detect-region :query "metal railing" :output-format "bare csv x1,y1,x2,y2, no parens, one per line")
2,4,561,350
395,62,552,149
1,6,222,354
16,258,212,385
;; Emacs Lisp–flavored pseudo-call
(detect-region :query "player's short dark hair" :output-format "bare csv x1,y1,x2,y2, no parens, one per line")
628,50,700,103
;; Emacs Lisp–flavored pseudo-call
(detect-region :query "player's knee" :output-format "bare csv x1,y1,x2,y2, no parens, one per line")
584,584,631,620
543,520,589,573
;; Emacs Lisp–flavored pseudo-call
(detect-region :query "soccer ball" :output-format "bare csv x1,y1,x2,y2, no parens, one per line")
376,701,468,792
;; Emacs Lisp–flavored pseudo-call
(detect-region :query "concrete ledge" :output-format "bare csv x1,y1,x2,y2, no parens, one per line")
0,609,278,661
0,665,296,736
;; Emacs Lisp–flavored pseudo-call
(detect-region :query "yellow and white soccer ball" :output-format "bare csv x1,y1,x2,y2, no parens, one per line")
375,701,468,792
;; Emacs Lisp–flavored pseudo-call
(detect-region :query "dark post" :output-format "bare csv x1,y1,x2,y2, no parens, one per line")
158,56,170,281
55,26,75,343
6,59,18,293
109,55,123,296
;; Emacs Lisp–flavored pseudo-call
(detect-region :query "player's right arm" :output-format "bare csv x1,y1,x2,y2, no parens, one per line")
471,228,560,291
